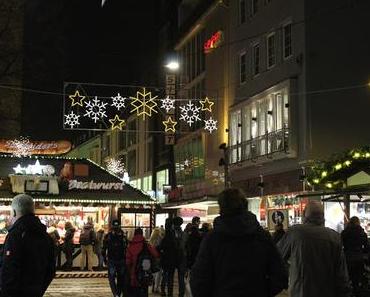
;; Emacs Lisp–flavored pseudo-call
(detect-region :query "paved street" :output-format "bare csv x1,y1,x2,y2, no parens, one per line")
45,277,289,297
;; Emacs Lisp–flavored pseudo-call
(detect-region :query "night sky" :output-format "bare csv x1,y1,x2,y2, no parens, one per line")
22,0,161,141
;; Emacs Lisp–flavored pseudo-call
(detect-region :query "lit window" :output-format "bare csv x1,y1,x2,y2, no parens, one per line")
239,52,247,84
267,33,276,68
283,23,292,59
239,0,246,24
253,43,260,76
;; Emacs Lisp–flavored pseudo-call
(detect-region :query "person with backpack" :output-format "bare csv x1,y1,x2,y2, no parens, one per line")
126,228,159,297
79,217,96,271
103,219,128,297
159,217,186,297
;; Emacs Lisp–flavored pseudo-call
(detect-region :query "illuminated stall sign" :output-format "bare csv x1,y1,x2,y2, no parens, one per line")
68,179,124,191
204,30,223,54
0,139,72,155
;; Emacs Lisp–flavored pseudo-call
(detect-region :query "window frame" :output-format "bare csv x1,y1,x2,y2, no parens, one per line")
267,32,276,69
251,0,259,16
239,0,247,24
239,51,247,84
283,21,293,60
252,42,260,76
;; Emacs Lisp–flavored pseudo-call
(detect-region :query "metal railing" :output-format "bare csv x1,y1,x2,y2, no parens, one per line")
229,128,290,164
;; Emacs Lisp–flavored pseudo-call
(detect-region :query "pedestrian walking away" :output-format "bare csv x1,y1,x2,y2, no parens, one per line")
0,194,55,297
341,216,369,296
190,188,288,297
126,228,159,297
272,223,285,244
102,219,128,297
79,217,97,271
159,217,187,297
278,200,352,297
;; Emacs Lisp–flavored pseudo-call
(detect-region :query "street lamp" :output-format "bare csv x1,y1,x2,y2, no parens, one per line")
165,61,180,71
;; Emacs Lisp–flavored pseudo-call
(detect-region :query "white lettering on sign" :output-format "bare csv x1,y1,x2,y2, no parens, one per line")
68,179,124,191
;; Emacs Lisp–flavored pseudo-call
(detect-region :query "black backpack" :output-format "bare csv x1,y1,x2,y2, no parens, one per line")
136,242,154,287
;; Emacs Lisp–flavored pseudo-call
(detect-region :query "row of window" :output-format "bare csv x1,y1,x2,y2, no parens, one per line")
239,22,292,83
229,86,289,163
239,0,273,24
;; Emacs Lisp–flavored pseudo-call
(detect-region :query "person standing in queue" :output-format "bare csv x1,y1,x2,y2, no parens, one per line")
272,223,285,244
341,216,369,295
79,217,96,271
126,228,159,297
0,194,55,297
63,221,76,271
102,219,128,297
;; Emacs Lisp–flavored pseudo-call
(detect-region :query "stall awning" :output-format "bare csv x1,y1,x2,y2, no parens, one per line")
161,195,218,210
0,155,155,205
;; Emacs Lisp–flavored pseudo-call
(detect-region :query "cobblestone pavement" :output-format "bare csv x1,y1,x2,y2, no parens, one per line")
45,277,289,297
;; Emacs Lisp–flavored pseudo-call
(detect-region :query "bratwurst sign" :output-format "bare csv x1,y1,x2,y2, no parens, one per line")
68,179,124,191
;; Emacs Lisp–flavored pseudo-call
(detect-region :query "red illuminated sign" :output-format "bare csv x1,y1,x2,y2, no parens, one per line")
204,30,223,54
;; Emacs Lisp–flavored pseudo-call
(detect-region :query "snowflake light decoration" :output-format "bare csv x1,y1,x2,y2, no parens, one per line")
130,88,158,120
180,100,201,127
64,111,80,129
84,96,108,123
5,136,35,157
204,117,218,134
160,96,175,113
111,93,126,111
105,157,125,176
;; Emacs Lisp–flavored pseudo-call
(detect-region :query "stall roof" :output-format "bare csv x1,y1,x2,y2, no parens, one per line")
0,155,155,205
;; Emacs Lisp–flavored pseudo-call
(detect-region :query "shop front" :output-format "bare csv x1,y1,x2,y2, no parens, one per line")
0,155,156,249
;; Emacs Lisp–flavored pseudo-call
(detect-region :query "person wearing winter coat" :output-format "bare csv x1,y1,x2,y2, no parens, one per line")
79,218,96,271
0,194,55,297
341,216,369,294
185,225,202,270
278,200,352,297
95,228,105,270
63,221,76,271
190,188,288,297
159,217,187,297
126,228,159,297
149,228,163,294
272,223,285,244
103,219,128,297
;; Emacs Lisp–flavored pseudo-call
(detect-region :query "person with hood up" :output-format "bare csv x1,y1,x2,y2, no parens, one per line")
62,221,76,271
79,217,96,271
190,188,288,297
341,216,369,295
278,200,352,297
103,219,128,297
126,228,159,297
0,194,55,297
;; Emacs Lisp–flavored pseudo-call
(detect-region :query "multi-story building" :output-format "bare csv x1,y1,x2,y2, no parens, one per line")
0,0,23,139
228,0,370,228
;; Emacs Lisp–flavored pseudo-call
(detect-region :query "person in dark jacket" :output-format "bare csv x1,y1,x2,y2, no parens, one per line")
190,188,288,297
159,217,186,297
0,194,55,297
62,221,75,271
102,219,128,297
79,218,96,271
341,216,369,295
185,225,202,270
272,223,285,244
278,200,351,297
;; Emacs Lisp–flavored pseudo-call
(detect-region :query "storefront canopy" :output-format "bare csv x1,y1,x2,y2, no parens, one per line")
0,155,155,205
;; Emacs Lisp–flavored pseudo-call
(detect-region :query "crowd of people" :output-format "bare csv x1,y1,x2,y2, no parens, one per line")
0,191,369,297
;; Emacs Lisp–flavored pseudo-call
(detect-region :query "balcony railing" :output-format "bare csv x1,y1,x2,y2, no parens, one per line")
229,128,290,164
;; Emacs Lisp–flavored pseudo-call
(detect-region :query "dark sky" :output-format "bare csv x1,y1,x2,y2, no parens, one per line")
22,0,161,140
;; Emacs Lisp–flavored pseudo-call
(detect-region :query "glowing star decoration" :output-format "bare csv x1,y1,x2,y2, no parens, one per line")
111,93,126,111
64,111,80,129
109,115,126,131
160,96,176,113
204,117,218,134
105,157,125,176
180,101,201,127
5,137,34,157
84,97,108,123
13,164,23,174
200,97,215,112
163,116,177,133
130,88,158,120
69,91,86,107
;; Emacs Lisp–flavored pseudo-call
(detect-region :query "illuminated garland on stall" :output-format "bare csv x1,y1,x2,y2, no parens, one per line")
307,147,370,189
